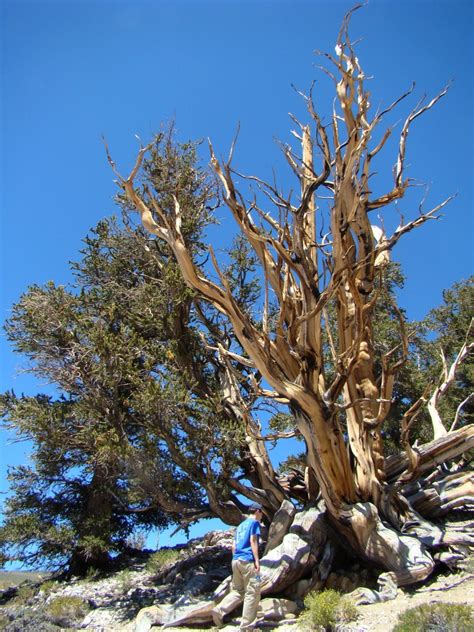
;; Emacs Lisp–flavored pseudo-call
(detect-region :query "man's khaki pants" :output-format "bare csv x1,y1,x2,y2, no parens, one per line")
214,559,261,630
232,559,261,630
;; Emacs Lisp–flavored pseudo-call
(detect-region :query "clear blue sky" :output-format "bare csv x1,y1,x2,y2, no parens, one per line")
1,0,473,548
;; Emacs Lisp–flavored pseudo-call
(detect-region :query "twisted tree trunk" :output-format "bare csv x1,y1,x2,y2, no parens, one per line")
68,463,116,575
108,4,473,610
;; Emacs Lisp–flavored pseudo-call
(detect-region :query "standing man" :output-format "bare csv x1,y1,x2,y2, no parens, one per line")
213,504,263,630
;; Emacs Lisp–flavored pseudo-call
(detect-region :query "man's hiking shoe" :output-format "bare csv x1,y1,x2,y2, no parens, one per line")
212,608,224,628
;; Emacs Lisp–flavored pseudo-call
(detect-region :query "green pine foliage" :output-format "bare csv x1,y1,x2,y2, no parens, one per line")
0,137,251,573
423,277,474,427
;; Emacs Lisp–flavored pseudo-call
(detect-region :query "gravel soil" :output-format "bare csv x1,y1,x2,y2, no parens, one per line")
351,572,474,631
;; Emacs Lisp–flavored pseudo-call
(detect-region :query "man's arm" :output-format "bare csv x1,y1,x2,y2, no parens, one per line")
250,534,260,573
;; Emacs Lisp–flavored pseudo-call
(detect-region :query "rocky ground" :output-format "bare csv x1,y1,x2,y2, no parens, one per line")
162,573,474,632
0,530,472,631
345,572,474,632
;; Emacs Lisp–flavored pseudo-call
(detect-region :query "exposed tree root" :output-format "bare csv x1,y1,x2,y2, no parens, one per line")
158,495,473,625
161,506,329,627
336,502,435,588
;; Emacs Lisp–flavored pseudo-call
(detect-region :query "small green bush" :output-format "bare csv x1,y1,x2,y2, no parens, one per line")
12,583,36,604
0,611,9,629
146,548,181,573
38,579,59,595
0,607,59,631
117,569,134,592
465,554,474,574
46,595,90,626
84,565,101,581
299,588,358,630
392,602,474,632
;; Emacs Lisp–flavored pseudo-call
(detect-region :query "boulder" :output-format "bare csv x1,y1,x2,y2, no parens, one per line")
284,577,315,600
162,598,216,627
134,605,170,632
259,598,300,620
81,607,124,629
182,571,213,596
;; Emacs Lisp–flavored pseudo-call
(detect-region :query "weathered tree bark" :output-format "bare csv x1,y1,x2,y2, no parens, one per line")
108,3,473,606
385,425,474,482
263,499,296,555
403,467,474,518
333,502,435,587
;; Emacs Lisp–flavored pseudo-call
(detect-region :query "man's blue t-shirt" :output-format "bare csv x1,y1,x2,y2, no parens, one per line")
233,517,261,562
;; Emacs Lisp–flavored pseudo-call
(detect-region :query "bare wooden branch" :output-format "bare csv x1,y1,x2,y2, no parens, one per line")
396,84,450,189
386,425,474,483
428,318,474,438
451,393,474,432
399,384,433,481
379,195,455,254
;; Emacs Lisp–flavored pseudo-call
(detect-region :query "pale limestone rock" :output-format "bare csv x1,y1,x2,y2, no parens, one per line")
259,597,300,620
134,605,169,632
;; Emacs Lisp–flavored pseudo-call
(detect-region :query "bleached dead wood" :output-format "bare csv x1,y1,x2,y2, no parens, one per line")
386,425,474,483
427,320,473,439
403,468,474,518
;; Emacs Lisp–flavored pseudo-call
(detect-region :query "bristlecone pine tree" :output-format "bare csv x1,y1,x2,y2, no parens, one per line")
108,6,473,618
0,138,314,574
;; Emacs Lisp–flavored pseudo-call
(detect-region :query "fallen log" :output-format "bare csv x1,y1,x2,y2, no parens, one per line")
385,425,474,483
